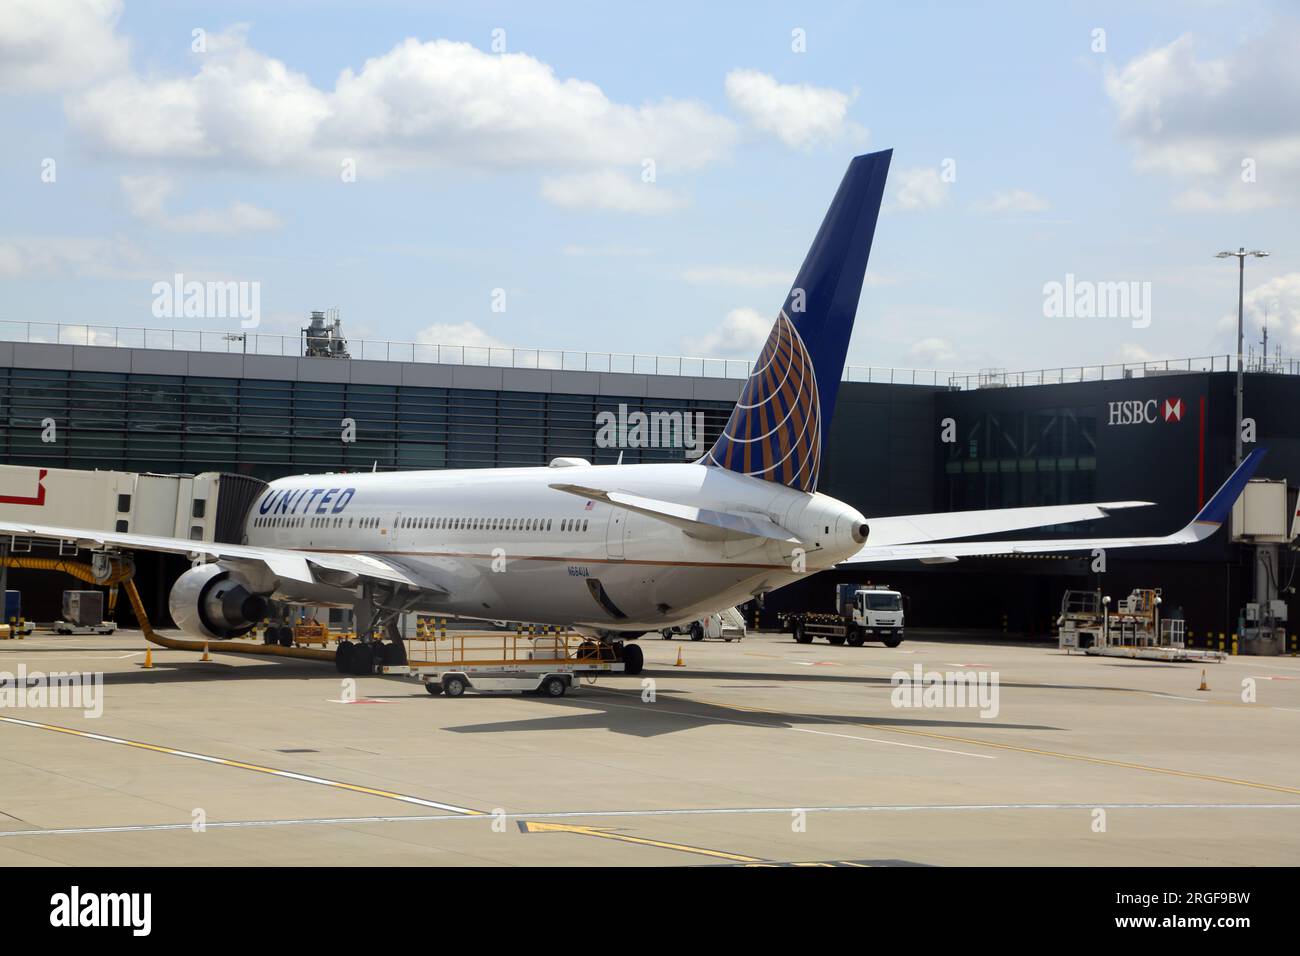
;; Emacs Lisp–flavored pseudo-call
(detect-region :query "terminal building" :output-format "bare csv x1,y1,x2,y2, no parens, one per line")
0,325,1296,643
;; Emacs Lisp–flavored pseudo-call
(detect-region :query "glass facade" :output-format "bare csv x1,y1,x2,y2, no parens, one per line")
943,405,1098,510
0,368,735,480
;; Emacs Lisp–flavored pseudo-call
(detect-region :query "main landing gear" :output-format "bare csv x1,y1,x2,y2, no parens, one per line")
335,585,414,676
616,641,644,676
334,638,405,676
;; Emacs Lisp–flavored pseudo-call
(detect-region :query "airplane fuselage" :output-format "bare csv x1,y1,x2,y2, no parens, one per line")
244,461,868,631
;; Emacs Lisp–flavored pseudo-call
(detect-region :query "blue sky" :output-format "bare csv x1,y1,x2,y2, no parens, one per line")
2,1,1298,374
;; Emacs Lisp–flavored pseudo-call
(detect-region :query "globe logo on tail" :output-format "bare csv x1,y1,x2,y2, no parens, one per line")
704,311,822,492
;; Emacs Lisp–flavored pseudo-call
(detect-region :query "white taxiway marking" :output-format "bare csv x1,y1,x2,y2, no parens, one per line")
0,714,479,814
3,802,1298,839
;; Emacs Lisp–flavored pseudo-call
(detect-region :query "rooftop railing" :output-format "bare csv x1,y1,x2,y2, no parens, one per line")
2,320,1295,390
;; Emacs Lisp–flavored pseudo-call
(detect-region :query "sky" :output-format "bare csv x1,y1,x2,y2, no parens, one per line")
2,0,1299,376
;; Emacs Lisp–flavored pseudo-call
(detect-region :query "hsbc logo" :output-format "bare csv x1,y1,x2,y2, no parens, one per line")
1107,398,1183,425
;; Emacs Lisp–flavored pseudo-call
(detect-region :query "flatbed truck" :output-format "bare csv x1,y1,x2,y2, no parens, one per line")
780,583,905,647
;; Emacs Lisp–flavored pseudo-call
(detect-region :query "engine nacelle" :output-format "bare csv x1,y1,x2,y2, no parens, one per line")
168,564,270,640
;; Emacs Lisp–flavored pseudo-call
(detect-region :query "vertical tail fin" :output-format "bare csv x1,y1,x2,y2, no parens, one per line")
704,149,891,492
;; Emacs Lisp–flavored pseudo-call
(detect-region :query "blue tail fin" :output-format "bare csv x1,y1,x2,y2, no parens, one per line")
704,149,892,492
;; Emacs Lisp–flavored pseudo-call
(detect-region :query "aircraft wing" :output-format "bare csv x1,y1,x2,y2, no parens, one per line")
548,483,800,543
0,519,438,590
842,449,1266,565
862,500,1152,547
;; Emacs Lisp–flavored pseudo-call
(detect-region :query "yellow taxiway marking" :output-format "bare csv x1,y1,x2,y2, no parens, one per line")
518,820,763,862
687,696,1300,797
0,714,482,814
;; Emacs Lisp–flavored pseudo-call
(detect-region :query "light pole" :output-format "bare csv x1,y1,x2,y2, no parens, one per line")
1216,247,1269,464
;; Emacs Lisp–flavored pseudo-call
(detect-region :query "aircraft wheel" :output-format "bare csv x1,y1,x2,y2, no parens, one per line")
661,629,674,640
262,627,277,645
689,623,704,642
335,640,355,673
277,627,294,647
351,643,374,675
621,642,644,676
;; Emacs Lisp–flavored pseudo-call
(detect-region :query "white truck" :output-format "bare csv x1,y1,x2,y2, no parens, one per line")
780,583,905,648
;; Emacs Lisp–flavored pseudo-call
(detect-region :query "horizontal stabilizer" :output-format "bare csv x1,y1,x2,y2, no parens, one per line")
548,483,799,543
862,500,1152,548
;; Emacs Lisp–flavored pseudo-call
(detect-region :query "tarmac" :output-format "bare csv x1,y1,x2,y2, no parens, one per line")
1,628,1297,866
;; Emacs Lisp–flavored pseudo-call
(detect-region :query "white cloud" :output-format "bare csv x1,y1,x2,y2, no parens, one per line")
893,167,949,211
724,69,856,149
1239,272,1300,352
0,235,156,279
0,0,129,92
1112,343,1171,365
681,266,791,288
67,29,736,209
907,337,961,366
120,175,281,235
415,321,511,350
684,307,772,357
541,170,685,215
972,189,1049,214
1104,28,1300,209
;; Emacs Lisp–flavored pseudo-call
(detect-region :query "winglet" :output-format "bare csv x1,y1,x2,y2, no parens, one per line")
1189,448,1267,531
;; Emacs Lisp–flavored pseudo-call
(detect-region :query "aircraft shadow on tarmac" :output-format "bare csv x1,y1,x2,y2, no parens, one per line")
49,660,1149,712
26,660,329,687
602,667,1142,694
435,685,1062,739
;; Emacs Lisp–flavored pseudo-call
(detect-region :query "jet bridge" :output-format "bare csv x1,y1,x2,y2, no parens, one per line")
0,464,266,620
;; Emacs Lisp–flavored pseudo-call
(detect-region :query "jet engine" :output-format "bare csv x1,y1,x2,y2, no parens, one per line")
168,564,270,640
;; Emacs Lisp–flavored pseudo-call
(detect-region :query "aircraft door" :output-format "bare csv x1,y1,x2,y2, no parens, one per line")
605,507,627,560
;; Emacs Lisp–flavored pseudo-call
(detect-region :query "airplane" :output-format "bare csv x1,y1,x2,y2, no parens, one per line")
0,149,1265,676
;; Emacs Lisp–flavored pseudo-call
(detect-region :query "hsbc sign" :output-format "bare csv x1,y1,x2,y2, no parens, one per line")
1107,398,1183,425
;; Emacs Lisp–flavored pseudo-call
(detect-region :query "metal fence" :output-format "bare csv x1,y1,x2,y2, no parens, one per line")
2,320,1295,390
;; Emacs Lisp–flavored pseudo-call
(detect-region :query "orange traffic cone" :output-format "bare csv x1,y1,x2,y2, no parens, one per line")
141,646,153,669
1197,669,1209,692
674,647,685,667
201,641,211,662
